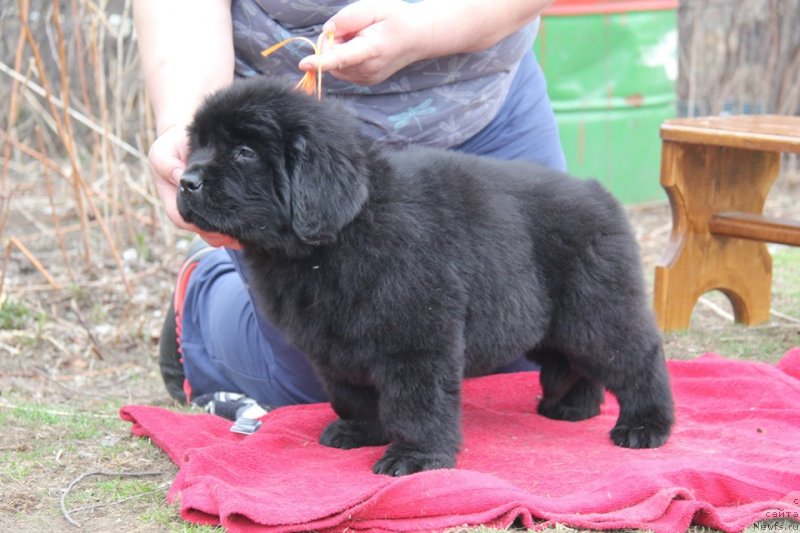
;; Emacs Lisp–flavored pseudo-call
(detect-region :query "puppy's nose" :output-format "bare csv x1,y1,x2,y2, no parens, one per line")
180,171,202,193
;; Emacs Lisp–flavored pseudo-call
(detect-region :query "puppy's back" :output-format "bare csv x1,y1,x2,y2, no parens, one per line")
383,146,632,252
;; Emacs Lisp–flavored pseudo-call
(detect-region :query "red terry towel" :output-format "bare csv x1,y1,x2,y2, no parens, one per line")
121,349,800,533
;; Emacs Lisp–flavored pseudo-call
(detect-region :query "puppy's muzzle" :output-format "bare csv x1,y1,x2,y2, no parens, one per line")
180,171,202,194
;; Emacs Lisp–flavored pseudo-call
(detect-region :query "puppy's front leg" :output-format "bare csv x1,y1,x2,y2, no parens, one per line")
372,362,462,476
319,381,389,449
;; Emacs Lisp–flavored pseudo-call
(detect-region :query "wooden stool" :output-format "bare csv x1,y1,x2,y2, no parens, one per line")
653,115,800,331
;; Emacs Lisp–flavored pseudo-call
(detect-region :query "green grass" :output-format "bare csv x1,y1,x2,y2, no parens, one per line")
0,397,178,528
88,478,165,501
0,297,40,330
771,246,800,316
0,396,228,530
138,503,224,533
8,401,121,438
2,458,33,483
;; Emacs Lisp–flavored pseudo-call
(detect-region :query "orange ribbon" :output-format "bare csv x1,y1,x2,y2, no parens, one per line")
261,32,333,100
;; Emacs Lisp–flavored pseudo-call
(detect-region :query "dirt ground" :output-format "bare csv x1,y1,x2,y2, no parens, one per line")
1,173,799,532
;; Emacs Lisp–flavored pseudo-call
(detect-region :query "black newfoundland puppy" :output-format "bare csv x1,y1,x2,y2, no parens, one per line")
177,78,674,476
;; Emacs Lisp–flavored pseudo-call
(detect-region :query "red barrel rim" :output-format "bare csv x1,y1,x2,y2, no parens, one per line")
544,0,678,16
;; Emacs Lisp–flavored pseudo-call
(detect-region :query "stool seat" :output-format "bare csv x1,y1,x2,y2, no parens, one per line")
653,115,800,331
661,115,800,152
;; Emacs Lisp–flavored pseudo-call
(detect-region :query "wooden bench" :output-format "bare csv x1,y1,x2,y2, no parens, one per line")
653,115,800,331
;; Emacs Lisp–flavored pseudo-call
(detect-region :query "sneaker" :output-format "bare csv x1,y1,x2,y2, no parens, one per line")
158,239,214,403
191,391,272,434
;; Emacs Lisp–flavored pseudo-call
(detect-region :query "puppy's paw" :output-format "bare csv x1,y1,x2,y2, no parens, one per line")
537,380,603,422
319,418,388,449
372,446,455,476
610,417,672,449
611,399,674,449
537,399,600,422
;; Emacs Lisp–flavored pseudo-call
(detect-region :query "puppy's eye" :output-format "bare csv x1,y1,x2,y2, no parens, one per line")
233,145,258,162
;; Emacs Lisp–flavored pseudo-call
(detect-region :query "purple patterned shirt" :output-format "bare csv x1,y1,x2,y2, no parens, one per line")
231,0,538,148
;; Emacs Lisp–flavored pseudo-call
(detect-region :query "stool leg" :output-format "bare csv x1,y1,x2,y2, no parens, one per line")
653,253,703,332
653,142,779,331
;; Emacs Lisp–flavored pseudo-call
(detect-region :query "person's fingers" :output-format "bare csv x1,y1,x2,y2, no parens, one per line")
299,0,422,85
149,146,185,188
148,125,193,230
300,36,376,74
148,125,188,186
147,125,243,249
153,173,194,230
322,0,382,39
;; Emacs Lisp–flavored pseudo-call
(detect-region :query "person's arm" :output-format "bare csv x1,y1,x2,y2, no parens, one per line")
133,0,240,247
300,0,554,86
134,0,234,135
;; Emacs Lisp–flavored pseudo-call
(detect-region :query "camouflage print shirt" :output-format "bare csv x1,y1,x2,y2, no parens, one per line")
231,0,539,148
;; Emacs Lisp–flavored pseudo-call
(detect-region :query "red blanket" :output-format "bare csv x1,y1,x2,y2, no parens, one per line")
121,349,800,532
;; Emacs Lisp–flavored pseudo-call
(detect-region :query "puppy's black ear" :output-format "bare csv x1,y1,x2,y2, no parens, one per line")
286,135,368,246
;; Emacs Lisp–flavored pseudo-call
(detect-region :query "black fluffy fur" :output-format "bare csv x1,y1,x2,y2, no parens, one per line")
178,78,675,476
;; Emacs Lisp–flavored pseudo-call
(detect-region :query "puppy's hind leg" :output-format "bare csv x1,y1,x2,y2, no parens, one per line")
559,232,674,448
320,381,389,449
531,348,604,422
605,337,674,449
565,321,674,449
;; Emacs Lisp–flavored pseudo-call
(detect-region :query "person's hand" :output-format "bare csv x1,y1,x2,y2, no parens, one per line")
148,124,242,249
298,0,426,86
298,0,554,86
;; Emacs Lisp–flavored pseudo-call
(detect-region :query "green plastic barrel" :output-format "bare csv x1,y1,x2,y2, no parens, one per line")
535,0,678,203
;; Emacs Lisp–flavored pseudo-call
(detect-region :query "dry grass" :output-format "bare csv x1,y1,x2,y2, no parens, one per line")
0,1,185,413
0,7,187,526
1,0,175,301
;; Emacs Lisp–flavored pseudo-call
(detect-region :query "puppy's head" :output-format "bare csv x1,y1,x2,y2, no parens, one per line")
177,78,369,252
